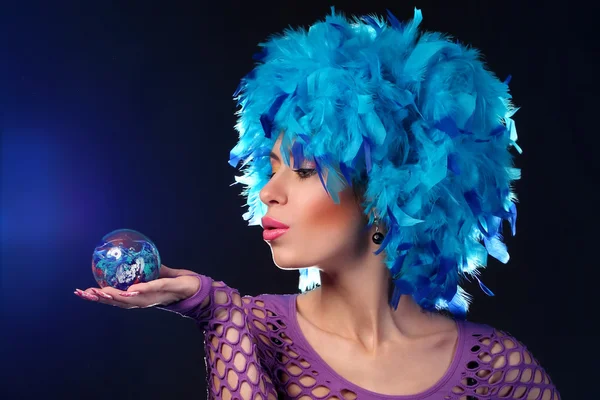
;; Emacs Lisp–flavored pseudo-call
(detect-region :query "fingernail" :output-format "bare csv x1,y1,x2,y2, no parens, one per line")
91,288,113,299
75,289,98,301
119,291,140,297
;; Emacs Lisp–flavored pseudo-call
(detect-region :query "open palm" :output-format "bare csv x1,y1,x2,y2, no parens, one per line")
74,265,200,308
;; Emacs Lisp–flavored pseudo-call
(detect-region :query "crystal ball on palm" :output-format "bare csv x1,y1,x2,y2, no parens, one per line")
92,229,161,290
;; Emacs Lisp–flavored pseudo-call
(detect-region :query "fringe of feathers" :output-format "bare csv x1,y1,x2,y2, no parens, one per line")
229,8,520,318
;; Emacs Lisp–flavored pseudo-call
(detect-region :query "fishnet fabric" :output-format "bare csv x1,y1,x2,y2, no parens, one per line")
162,274,560,399
442,329,560,400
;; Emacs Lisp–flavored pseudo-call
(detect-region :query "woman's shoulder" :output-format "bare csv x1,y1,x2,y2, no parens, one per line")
450,319,560,399
457,319,540,359
456,319,550,373
241,292,296,327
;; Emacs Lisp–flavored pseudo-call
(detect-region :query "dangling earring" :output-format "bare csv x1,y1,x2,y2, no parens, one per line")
372,217,385,245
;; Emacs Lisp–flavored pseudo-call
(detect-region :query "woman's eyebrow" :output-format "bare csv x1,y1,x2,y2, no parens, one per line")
269,152,280,161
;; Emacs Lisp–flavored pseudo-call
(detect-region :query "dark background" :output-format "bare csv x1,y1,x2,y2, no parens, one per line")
1,0,595,398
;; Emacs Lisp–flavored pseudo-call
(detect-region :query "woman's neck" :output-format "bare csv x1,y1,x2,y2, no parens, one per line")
302,255,428,355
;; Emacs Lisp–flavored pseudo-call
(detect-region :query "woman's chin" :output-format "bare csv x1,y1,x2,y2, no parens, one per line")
270,247,322,271
272,261,305,271
271,254,306,270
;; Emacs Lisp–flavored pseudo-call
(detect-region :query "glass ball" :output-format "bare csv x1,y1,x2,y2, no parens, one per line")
92,229,161,290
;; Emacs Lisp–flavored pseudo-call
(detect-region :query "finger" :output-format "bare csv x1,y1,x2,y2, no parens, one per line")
74,288,99,301
74,288,121,307
90,288,139,304
124,276,199,304
99,284,165,308
126,278,167,294
101,286,159,308
99,285,141,299
90,287,114,300
76,287,139,309
85,283,151,305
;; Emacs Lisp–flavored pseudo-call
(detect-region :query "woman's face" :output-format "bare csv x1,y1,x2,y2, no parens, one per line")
259,135,371,272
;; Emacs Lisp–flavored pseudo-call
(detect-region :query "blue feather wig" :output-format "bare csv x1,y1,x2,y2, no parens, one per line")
229,8,521,318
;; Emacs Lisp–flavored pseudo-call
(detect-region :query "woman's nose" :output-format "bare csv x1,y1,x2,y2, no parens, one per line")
259,172,288,206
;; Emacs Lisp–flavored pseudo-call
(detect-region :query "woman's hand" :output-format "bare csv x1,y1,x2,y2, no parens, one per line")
74,265,200,309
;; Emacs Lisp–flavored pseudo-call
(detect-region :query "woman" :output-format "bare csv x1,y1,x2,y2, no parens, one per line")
75,8,560,400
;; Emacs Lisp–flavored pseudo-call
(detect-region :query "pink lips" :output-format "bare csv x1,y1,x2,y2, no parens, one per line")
262,217,289,241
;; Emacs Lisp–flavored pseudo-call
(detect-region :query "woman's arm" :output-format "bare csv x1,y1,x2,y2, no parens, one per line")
158,274,279,400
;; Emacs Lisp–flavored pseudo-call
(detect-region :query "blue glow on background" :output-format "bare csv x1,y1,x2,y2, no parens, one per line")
2,131,81,242
0,2,587,398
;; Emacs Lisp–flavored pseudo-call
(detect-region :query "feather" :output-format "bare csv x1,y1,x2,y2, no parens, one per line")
338,161,353,187
260,93,288,138
476,276,495,296
291,141,304,169
447,152,461,175
363,138,372,173
229,7,521,317
361,15,382,35
489,125,506,137
434,116,460,139
298,267,321,291
484,235,510,263
252,48,268,61
386,9,402,30
508,202,517,235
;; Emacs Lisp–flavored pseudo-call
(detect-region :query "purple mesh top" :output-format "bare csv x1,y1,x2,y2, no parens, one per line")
159,274,560,400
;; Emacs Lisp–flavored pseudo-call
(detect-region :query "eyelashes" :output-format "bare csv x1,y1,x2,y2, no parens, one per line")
295,168,317,180
268,168,317,180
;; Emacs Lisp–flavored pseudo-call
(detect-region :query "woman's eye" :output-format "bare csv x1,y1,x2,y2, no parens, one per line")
268,166,278,179
295,168,316,179
268,168,316,180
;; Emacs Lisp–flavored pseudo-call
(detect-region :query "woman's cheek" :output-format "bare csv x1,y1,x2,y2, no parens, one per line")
304,188,359,231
